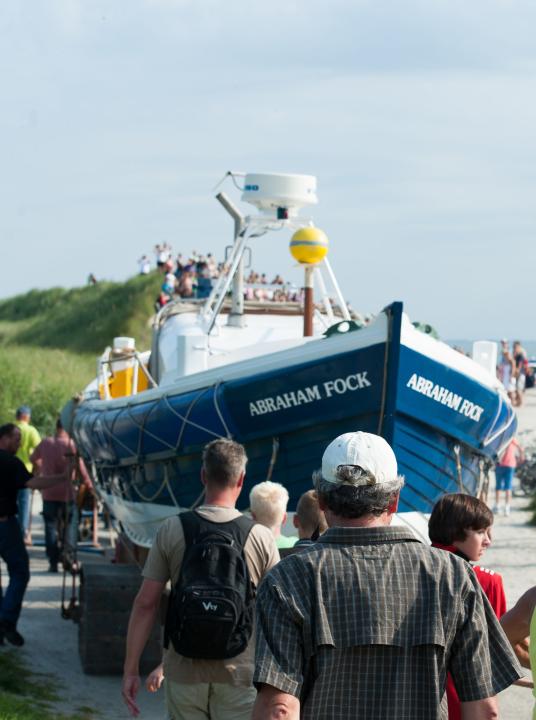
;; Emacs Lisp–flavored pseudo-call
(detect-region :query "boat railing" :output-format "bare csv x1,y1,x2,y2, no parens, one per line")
200,225,252,334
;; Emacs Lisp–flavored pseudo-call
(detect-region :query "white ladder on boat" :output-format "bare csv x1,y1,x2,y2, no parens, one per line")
201,228,250,334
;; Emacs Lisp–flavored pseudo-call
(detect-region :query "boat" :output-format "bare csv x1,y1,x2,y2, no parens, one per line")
66,172,517,547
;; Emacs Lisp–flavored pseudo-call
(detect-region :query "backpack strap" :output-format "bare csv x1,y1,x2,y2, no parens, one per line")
180,510,255,551
163,510,199,650
179,510,202,549
224,514,256,552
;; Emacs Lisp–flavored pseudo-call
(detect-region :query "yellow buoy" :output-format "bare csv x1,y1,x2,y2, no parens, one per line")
289,227,329,264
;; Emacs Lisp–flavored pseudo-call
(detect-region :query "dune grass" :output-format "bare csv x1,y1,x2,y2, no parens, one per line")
0,345,95,435
0,273,160,354
0,273,161,435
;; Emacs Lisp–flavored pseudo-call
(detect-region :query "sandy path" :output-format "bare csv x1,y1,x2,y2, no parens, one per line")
16,535,165,719
486,389,536,717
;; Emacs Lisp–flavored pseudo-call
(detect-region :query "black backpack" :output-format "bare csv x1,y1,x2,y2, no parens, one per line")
165,510,256,660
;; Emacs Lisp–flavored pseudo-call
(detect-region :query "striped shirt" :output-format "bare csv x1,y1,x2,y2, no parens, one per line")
254,525,522,719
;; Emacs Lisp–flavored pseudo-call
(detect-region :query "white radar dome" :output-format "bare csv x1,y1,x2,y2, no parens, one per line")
241,173,317,217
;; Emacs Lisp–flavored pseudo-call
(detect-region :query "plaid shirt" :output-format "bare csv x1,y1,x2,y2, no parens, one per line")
254,525,522,720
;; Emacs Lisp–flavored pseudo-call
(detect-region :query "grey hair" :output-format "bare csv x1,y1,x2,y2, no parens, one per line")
313,467,404,519
202,438,247,488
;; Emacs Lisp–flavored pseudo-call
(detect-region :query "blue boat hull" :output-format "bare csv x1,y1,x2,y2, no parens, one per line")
72,302,516,544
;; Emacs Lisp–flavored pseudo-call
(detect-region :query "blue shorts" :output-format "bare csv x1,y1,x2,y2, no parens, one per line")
496,466,514,491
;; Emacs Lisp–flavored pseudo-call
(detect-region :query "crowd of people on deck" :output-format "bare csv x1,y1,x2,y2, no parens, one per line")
498,339,533,405
2,401,536,718
137,244,302,313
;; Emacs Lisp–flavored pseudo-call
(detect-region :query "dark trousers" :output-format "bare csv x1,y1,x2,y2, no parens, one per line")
0,517,30,627
42,500,78,566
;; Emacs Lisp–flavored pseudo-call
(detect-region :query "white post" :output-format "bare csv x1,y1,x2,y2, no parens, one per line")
131,357,139,396
313,266,335,325
322,257,351,321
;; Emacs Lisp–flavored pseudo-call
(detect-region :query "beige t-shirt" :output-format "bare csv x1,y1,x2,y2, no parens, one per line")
143,505,279,686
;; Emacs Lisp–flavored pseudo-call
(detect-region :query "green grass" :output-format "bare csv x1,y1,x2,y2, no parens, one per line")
0,273,161,354
0,273,161,436
0,345,95,436
0,650,98,719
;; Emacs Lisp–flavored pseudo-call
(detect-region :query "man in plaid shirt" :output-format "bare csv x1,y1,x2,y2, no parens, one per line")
252,432,522,720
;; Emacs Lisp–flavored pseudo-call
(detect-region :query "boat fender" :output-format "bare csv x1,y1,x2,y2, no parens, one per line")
323,320,363,338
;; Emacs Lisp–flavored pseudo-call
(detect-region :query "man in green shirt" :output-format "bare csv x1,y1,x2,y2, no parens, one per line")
14,406,41,544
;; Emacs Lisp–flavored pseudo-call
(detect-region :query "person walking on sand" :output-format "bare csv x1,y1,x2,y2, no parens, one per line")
0,423,72,647
494,437,524,516
497,348,516,402
122,439,279,720
30,419,93,573
252,431,523,720
513,340,528,407
14,405,41,545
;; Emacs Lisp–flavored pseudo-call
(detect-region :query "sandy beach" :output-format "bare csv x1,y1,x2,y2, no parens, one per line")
485,388,536,717
4,390,536,719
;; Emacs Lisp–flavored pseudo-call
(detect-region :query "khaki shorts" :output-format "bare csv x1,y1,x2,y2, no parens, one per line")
165,680,257,720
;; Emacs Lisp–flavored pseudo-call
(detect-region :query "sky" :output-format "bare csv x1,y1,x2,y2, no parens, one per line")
1,0,535,339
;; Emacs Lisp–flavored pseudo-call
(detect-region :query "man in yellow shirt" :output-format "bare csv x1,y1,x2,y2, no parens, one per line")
14,406,41,544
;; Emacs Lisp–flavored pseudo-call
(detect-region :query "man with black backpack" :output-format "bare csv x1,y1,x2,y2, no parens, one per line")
122,438,279,719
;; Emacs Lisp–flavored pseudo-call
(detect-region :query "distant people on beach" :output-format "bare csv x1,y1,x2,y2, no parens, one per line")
249,480,298,550
526,361,535,389
494,438,525,516
429,493,507,720
14,405,41,546
138,255,151,275
177,270,194,298
497,345,516,401
154,291,170,313
154,243,172,268
162,272,177,296
513,340,528,406
497,339,530,406
252,432,522,719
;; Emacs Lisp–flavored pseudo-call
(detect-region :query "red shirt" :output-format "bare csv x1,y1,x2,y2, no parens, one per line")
473,565,507,617
432,543,507,720
30,433,91,502
498,438,522,468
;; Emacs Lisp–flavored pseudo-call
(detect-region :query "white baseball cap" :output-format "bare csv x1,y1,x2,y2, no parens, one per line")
321,432,398,486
